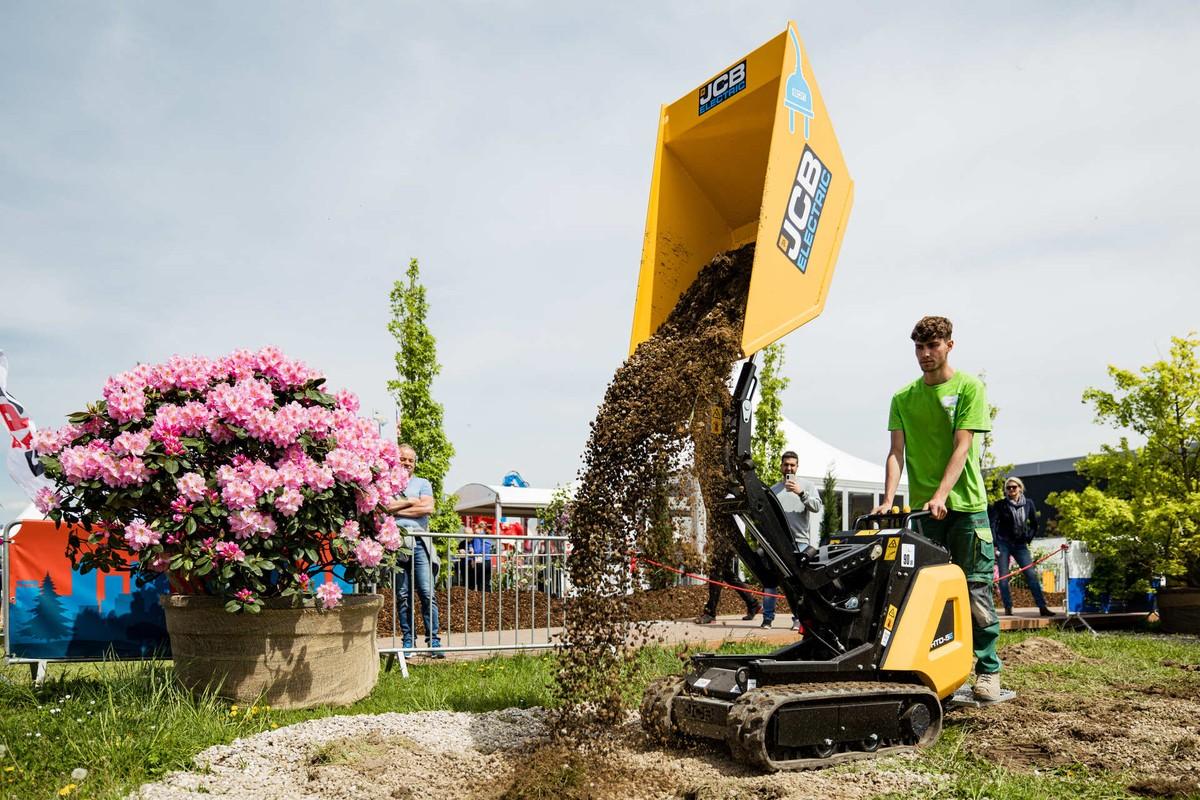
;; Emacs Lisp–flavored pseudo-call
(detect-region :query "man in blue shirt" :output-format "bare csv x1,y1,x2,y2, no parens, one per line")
383,444,442,657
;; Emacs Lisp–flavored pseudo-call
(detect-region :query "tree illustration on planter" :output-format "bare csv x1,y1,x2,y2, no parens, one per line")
20,574,70,641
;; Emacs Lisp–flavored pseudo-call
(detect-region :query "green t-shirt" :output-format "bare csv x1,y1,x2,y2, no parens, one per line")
888,371,991,512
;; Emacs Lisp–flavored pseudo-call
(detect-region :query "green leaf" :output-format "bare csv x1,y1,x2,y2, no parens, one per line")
185,517,197,535
164,459,179,475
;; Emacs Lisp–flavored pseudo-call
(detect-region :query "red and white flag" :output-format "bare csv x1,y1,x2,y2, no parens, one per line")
0,350,53,502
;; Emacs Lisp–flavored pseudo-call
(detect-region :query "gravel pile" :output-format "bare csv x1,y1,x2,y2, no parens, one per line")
128,708,549,800
129,707,946,800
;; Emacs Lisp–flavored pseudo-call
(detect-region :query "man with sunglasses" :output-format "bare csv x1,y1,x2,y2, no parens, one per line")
871,316,1003,702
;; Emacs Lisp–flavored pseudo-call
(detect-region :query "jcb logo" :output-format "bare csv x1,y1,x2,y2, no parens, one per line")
699,60,746,115
776,145,832,273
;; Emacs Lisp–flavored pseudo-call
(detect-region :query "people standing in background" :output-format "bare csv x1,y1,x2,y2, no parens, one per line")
990,477,1053,617
383,444,443,657
761,450,822,630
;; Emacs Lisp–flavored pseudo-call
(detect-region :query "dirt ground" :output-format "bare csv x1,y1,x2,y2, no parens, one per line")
960,637,1200,798
140,635,1200,800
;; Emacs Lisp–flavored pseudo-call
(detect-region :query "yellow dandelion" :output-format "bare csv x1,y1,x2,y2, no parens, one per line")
270,723,279,730
58,784,77,796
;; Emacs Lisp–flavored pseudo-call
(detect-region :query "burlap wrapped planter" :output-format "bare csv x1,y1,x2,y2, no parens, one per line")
160,593,383,709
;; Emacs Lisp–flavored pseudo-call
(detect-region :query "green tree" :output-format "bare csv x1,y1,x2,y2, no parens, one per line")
978,371,1014,504
751,343,790,486
820,467,841,537
387,258,458,533
1051,334,1200,592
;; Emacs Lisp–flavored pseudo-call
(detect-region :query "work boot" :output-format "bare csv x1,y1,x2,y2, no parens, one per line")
760,619,773,629
1002,606,1013,616
973,672,1002,702
742,602,761,621
695,612,716,624
1039,606,1055,617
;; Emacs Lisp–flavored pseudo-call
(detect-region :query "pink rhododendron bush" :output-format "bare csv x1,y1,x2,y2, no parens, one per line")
32,347,409,613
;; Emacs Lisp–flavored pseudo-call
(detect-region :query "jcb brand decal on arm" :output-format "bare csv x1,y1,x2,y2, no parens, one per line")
777,145,831,273
884,537,899,561
698,60,746,115
884,604,898,631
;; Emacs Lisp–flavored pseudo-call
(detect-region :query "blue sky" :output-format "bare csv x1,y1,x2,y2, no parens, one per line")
3,2,1199,520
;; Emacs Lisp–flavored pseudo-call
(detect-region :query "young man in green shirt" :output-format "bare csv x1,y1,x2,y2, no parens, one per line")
871,316,1003,701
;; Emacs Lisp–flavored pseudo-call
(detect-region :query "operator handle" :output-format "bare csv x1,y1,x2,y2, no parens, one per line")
852,506,931,531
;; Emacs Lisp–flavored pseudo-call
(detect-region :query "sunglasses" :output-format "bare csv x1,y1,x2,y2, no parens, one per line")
1005,485,1020,490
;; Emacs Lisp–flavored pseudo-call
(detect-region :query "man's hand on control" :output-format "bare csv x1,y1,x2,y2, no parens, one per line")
923,495,949,520
870,500,893,515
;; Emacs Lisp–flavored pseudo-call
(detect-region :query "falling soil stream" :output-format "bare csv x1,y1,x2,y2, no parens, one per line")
553,245,753,741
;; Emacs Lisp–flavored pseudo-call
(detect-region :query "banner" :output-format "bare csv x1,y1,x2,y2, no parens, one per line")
0,351,54,502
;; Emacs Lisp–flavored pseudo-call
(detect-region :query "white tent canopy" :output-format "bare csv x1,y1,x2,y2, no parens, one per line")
780,418,897,491
778,417,908,541
452,483,560,520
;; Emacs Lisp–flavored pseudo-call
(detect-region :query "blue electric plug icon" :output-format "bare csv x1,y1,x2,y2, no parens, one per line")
784,28,814,138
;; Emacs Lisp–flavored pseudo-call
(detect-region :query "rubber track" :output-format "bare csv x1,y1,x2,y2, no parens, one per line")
640,675,685,742
724,681,943,771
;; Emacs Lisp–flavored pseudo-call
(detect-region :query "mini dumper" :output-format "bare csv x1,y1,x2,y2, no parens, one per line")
630,24,986,770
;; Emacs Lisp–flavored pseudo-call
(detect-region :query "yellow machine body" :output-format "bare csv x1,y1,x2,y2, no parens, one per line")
880,563,973,699
630,21,854,356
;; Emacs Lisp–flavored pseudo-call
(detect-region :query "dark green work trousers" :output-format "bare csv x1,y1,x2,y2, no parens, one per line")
917,510,1002,675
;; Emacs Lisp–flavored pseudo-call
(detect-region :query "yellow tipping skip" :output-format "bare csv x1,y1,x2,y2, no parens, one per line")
630,22,854,356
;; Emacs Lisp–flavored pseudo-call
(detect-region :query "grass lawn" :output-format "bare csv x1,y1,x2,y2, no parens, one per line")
1,631,1197,799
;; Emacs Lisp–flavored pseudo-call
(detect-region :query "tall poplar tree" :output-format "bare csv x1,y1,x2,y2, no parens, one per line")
387,258,458,532
751,343,791,486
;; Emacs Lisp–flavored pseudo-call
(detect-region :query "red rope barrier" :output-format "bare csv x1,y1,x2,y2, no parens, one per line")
993,542,1068,584
631,553,786,599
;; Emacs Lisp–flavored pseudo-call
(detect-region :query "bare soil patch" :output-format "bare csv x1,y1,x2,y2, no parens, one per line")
997,636,1088,666
957,640,1200,797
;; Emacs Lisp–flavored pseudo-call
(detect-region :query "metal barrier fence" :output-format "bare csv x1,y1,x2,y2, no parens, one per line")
378,531,569,659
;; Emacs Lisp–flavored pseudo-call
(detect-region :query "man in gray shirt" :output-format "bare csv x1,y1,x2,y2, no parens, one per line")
762,450,823,629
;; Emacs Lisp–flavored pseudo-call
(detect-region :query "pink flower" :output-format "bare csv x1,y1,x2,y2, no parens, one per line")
339,520,361,541
374,513,403,551
315,581,342,609
147,553,171,573
176,472,207,502
221,479,257,510
353,538,383,568
34,487,60,514
335,390,360,412
116,457,151,486
112,430,151,457
31,426,80,456
160,435,186,456
355,485,380,514
106,389,147,424
245,461,279,494
214,541,246,563
228,510,276,539
235,588,255,603
274,487,303,517
123,521,161,551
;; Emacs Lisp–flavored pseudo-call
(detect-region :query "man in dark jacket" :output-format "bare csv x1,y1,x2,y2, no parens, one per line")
989,477,1053,617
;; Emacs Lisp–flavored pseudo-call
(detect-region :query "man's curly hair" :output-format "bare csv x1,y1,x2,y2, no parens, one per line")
911,316,953,343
